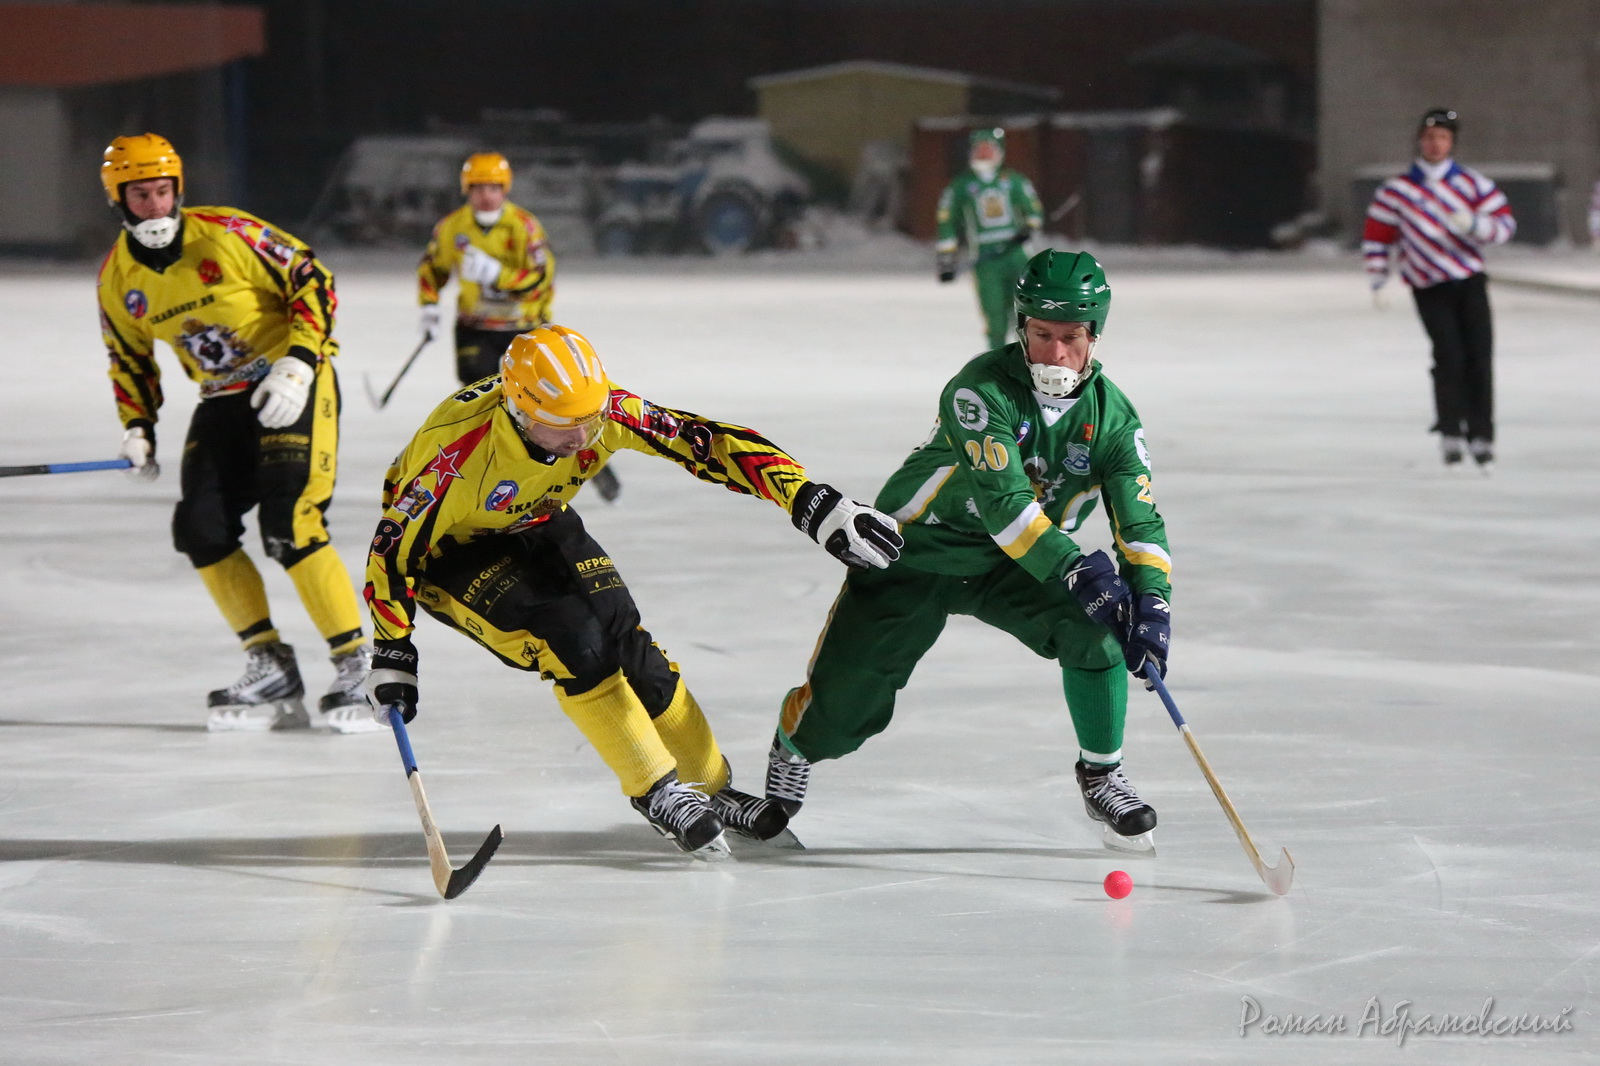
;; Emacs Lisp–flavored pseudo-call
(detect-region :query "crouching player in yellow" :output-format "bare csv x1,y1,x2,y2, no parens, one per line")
362,325,903,858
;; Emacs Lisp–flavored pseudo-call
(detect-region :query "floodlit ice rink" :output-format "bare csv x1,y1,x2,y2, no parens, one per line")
3,246,1598,1064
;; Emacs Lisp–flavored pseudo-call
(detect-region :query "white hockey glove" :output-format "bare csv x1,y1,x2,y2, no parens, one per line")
791,482,903,570
459,245,502,287
250,355,314,428
1447,209,1492,241
364,640,419,725
419,304,441,344
119,425,159,481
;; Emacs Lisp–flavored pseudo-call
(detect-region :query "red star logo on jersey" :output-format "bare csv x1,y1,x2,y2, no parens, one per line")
224,215,252,237
424,444,466,486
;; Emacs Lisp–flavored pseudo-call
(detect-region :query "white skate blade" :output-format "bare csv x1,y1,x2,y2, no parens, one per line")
735,827,806,851
207,699,309,732
1101,826,1156,855
689,832,734,863
320,707,388,734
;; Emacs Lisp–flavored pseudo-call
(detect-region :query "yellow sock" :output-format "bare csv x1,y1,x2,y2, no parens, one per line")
651,680,727,794
196,549,278,649
555,671,677,797
285,545,365,653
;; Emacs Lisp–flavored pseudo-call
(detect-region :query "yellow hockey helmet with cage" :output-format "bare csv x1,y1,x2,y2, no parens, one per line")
460,152,513,195
501,325,609,429
100,133,184,205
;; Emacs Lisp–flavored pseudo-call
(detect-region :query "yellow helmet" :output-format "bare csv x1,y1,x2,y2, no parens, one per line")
502,325,609,429
101,133,183,205
460,152,513,195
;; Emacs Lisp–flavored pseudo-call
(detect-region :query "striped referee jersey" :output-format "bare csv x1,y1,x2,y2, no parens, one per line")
1363,159,1515,289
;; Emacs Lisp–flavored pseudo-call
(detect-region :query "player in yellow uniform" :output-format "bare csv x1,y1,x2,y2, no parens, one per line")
417,152,621,502
362,325,904,858
96,133,375,734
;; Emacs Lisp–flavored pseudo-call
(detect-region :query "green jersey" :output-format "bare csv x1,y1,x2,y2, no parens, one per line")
877,345,1172,598
936,167,1044,260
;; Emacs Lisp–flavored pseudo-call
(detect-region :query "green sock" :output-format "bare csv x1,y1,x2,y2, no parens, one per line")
1062,663,1127,763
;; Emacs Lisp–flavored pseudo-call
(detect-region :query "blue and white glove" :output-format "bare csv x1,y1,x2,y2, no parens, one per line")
459,245,502,287
792,481,903,569
1064,550,1129,627
1121,593,1171,682
364,639,419,725
251,354,314,428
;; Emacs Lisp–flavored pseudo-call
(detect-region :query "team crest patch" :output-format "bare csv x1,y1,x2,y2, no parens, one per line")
198,259,223,285
485,480,519,512
577,449,599,473
396,485,436,518
454,234,471,251
952,388,989,431
124,290,147,318
1134,429,1151,470
176,317,252,372
1064,442,1091,476
255,229,294,265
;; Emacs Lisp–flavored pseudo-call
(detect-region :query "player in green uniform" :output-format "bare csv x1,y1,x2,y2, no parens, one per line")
768,249,1172,847
936,128,1045,349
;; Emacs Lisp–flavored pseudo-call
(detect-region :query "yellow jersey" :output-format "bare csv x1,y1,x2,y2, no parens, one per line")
366,380,810,642
96,207,338,430
418,203,554,331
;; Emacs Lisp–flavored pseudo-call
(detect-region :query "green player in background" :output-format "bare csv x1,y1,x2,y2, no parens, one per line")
767,249,1172,849
936,128,1045,349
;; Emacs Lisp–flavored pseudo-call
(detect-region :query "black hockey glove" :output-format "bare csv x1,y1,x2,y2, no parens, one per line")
364,638,419,725
1064,550,1130,628
936,252,957,283
1121,593,1170,682
792,481,903,569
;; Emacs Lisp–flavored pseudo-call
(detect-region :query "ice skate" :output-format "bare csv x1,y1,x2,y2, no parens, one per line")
318,644,384,734
1440,435,1466,468
630,771,731,861
206,641,309,731
1076,759,1157,855
712,763,804,850
1468,439,1494,476
764,733,811,819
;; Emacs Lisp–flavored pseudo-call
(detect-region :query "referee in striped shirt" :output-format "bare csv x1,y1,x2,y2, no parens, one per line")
1364,109,1515,470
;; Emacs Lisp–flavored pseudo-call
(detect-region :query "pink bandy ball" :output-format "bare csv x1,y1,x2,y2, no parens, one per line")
1103,870,1133,899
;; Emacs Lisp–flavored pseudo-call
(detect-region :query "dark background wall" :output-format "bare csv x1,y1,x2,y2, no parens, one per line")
240,0,1315,222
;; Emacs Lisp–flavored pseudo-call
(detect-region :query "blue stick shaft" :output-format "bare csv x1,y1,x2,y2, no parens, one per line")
50,459,133,474
389,709,419,775
1144,669,1188,729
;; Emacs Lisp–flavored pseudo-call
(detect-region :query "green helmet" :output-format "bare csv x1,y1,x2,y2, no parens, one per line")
969,127,1005,153
1014,249,1111,336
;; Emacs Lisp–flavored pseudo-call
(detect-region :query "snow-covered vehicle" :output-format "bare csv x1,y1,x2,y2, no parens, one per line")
592,117,812,255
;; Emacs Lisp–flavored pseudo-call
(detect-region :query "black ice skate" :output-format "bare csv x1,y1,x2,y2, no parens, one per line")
712,763,804,850
764,733,811,819
206,641,309,732
630,771,731,861
318,644,383,734
1075,759,1157,855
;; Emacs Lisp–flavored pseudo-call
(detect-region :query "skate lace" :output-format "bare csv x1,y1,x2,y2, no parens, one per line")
330,647,372,693
766,752,810,802
648,779,711,832
1086,766,1145,818
223,647,285,696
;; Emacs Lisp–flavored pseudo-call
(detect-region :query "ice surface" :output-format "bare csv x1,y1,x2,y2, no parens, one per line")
2,250,1598,1064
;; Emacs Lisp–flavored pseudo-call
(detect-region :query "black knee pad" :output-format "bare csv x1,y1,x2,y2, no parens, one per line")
172,499,239,569
266,535,325,569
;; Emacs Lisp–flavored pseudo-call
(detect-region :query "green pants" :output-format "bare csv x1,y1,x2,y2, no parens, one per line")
780,561,1126,763
974,245,1029,349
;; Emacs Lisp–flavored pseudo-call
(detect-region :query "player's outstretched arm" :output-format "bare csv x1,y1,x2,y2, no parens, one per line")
791,481,902,569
